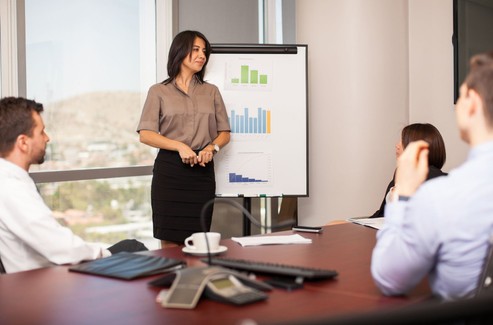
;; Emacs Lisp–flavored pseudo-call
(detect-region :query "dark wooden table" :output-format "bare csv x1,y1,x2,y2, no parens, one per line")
0,223,430,325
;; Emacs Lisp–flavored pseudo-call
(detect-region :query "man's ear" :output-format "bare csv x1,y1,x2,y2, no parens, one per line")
16,134,30,153
466,89,482,118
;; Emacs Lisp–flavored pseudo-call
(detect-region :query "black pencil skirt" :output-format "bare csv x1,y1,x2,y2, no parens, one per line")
151,149,215,243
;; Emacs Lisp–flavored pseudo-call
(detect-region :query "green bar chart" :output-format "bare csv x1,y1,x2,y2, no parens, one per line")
231,65,269,85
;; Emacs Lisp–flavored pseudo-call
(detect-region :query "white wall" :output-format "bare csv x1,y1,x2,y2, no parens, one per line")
296,0,409,223
408,0,468,170
296,0,467,225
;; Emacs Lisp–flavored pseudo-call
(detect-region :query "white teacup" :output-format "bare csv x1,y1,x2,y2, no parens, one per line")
184,232,221,251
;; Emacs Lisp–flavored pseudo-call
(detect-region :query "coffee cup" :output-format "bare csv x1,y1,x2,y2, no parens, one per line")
184,232,221,251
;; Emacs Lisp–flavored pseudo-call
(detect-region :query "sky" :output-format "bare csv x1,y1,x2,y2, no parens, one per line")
25,0,156,103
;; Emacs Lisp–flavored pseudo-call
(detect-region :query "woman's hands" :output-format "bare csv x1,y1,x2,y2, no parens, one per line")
178,143,214,167
197,146,214,167
178,144,198,167
139,130,222,168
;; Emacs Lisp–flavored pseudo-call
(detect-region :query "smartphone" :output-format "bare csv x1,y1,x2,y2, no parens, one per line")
292,226,323,233
264,277,304,291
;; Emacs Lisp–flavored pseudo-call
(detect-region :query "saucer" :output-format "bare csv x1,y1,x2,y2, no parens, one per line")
182,245,228,256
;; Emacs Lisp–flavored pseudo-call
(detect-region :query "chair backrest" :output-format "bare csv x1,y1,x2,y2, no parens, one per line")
280,293,493,325
0,257,6,274
476,235,493,296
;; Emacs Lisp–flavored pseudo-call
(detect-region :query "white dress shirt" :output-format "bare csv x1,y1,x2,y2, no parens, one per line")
0,158,107,273
371,141,493,300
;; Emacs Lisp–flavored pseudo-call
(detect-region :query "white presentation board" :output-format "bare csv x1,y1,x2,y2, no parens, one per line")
205,45,308,197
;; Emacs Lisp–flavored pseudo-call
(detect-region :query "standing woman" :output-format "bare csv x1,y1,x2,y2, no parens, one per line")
137,31,230,247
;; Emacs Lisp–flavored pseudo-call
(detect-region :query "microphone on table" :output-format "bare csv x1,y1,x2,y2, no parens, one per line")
199,198,296,265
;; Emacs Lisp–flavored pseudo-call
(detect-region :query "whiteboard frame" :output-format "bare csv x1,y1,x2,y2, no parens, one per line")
207,44,309,198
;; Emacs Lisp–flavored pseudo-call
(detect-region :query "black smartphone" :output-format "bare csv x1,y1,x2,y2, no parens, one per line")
292,226,323,233
264,277,304,291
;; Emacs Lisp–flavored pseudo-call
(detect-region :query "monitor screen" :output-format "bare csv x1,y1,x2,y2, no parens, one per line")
453,0,493,103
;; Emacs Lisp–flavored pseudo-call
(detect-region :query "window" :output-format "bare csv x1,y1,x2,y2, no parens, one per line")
38,176,154,248
24,0,159,249
25,0,157,170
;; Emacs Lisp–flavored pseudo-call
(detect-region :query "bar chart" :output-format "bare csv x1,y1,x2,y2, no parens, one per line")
225,60,273,91
229,107,271,134
228,172,268,183
220,151,273,186
231,65,268,85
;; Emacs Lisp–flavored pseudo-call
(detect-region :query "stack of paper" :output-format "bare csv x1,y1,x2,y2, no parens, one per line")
347,217,384,230
231,234,312,247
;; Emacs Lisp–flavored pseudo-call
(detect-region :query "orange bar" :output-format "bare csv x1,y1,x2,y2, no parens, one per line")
266,110,271,134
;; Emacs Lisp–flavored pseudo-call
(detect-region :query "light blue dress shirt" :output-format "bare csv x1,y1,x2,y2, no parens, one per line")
371,140,493,300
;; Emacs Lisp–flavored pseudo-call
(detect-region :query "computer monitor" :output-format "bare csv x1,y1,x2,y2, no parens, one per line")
453,0,493,103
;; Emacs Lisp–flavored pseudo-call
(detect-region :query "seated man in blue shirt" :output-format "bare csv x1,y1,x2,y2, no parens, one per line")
371,51,493,300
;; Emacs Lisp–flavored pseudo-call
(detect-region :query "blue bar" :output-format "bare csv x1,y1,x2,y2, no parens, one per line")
262,109,267,133
244,107,249,133
249,118,253,134
231,110,236,133
240,116,244,133
254,119,257,133
257,108,262,133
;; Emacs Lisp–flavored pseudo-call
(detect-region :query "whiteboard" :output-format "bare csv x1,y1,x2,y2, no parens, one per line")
205,45,308,197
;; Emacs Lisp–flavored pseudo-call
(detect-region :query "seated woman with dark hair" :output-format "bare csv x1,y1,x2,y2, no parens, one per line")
371,123,447,218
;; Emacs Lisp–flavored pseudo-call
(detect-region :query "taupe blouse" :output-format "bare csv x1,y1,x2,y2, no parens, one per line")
137,77,230,150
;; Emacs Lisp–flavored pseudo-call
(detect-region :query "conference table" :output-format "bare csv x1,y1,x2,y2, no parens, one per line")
0,223,430,325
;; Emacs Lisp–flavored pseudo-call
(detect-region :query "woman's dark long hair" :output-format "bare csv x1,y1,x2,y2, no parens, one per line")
162,30,211,85
401,123,446,169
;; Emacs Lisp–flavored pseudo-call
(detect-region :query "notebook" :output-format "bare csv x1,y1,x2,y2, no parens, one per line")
69,252,185,280
346,217,384,230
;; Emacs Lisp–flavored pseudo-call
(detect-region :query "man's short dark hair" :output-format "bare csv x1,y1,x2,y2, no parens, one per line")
0,97,44,156
465,51,493,126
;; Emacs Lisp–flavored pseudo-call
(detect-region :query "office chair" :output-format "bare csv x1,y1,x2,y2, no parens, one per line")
278,293,493,325
476,235,493,296
0,257,6,274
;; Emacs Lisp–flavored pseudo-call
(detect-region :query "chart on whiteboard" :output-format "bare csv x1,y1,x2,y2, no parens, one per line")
207,45,308,197
224,59,273,91
227,152,272,184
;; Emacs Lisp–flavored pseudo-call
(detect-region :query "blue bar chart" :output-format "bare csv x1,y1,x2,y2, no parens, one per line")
229,172,268,183
221,151,273,185
229,107,271,134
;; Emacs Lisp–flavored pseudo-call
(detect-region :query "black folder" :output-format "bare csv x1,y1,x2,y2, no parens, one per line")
69,252,185,280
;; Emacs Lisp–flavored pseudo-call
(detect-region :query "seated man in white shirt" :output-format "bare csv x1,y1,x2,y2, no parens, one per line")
0,97,147,273
371,51,493,300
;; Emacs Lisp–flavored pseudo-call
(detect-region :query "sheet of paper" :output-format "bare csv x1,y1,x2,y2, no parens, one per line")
231,234,312,247
347,217,384,230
